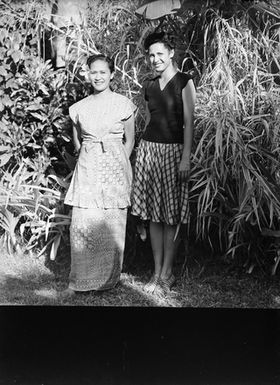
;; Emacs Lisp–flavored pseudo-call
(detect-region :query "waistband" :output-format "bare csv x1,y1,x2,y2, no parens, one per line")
83,138,122,153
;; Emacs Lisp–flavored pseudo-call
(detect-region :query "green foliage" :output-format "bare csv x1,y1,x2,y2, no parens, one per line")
1,0,280,275
0,162,70,259
0,1,73,256
2,1,81,164
190,17,280,273
0,206,21,254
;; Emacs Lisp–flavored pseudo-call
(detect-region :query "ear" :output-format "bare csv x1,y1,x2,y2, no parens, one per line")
170,49,175,59
110,72,114,80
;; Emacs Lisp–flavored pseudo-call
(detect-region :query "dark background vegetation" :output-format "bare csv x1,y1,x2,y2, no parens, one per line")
0,2,280,384
1,0,280,288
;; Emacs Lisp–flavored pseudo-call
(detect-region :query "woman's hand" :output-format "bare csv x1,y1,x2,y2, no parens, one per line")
178,157,190,183
123,114,135,158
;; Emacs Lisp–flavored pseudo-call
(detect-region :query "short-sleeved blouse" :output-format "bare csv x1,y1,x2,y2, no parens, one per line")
64,92,136,209
142,71,191,144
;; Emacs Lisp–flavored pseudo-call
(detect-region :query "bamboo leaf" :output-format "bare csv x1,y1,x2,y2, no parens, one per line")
50,234,61,261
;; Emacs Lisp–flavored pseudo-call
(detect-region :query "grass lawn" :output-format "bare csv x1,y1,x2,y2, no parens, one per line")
0,243,280,307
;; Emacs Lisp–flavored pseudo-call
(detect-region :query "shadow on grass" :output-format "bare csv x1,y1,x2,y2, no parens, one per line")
2,251,280,307
0,267,168,306
1,234,280,308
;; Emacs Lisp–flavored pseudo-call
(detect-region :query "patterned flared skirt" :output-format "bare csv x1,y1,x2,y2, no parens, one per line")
131,139,189,225
69,207,127,291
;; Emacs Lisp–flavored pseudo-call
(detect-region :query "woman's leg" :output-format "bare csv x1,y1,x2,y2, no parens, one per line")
160,224,180,280
145,221,164,292
149,221,164,277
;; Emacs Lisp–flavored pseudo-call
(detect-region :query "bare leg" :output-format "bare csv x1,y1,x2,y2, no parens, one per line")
149,221,164,277
161,224,180,280
145,221,164,292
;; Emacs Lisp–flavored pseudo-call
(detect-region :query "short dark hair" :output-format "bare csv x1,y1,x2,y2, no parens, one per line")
86,54,114,73
143,31,176,51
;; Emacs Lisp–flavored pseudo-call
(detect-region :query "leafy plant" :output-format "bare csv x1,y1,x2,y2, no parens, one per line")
189,16,280,273
0,160,70,259
1,0,280,275
0,207,22,254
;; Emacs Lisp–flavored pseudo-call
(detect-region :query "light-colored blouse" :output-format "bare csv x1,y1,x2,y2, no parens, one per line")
64,92,136,208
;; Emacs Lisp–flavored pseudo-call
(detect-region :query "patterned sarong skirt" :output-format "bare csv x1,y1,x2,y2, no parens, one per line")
131,140,189,225
69,207,127,291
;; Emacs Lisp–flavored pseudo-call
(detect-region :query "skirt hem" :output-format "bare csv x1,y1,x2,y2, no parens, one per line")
68,280,119,292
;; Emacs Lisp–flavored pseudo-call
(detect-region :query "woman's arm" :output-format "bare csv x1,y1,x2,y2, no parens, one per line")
144,101,151,129
179,79,196,182
72,122,82,154
124,113,135,157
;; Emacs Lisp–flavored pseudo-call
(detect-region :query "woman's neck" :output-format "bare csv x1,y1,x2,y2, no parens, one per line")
93,88,113,98
159,64,177,81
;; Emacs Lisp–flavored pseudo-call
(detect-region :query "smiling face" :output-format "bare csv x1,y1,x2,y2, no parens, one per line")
148,42,174,74
88,59,114,93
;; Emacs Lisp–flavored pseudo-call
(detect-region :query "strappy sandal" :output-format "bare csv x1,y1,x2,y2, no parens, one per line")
136,222,147,242
144,275,160,293
59,288,76,298
159,274,176,293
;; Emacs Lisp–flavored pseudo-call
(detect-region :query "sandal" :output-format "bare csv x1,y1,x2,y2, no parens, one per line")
159,274,176,293
59,288,76,298
137,223,147,242
144,275,160,293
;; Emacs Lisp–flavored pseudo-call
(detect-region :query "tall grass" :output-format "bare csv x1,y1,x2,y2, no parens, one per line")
190,17,280,272
1,1,280,274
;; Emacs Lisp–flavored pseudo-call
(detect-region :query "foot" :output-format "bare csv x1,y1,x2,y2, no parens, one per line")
144,275,160,293
137,223,147,241
159,274,176,293
59,288,76,298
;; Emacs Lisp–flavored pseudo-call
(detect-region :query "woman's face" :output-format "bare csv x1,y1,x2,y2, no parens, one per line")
148,42,174,73
88,59,114,93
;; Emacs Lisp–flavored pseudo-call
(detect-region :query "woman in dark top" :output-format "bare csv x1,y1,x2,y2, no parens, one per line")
131,31,196,293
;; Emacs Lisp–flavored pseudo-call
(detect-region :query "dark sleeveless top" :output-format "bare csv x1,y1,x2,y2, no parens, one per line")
142,71,191,144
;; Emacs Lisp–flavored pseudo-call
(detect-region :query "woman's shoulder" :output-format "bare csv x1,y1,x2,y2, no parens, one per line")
70,95,92,109
112,92,137,115
112,92,136,107
176,71,193,87
143,75,159,86
142,76,159,96
112,92,130,103
68,95,93,122
69,95,93,115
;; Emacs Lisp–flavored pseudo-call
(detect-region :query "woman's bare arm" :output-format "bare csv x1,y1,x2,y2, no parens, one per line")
179,79,196,182
124,113,135,157
72,122,82,154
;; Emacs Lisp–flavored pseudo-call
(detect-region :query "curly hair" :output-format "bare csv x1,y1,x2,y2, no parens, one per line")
143,31,176,51
86,54,114,73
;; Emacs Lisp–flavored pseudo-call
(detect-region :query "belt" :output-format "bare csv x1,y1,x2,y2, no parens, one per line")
83,138,122,153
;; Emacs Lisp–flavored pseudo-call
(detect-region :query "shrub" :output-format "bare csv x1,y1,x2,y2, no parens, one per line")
1,0,280,275
190,17,280,273
0,1,72,256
